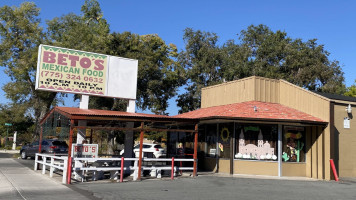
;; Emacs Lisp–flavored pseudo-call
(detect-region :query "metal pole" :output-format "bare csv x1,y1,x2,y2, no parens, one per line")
278,124,282,177
137,122,144,181
193,124,198,177
6,126,8,148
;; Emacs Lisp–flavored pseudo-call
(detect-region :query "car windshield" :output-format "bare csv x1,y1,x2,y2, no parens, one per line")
52,141,68,147
154,145,162,148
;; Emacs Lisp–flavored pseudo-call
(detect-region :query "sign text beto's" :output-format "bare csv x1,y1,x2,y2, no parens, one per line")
36,45,108,95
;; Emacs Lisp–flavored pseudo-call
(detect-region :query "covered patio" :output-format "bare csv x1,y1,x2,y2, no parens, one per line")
38,107,199,184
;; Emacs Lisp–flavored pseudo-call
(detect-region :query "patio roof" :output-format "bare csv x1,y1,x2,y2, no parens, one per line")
40,106,198,124
174,101,327,125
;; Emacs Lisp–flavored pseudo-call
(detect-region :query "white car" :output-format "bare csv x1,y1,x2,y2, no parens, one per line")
120,143,166,158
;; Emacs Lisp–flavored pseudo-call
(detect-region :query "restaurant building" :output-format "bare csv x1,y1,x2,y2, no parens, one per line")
175,76,356,180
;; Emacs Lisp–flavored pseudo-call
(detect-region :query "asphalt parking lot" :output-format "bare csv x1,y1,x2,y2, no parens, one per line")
3,152,356,200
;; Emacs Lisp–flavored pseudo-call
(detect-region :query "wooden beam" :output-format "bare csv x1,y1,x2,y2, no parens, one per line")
193,124,198,177
67,120,74,184
73,126,196,133
38,126,43,153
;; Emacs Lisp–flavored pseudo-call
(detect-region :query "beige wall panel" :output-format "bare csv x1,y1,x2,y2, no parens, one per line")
324,125,331,180
233,160,278,176
305,127,312,178
282,163,306,177
218,159,230,174
254,77,280,103
279,81,330,121
334,104,356,177
201,157,217,172
201,77,256,108
311,126,317,179
317,126,324,179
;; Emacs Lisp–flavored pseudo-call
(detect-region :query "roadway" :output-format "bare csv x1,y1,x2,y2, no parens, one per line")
1,151,356,200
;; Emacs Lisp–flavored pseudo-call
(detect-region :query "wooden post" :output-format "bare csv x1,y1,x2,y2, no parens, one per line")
171,157,175,180
193,124,198,177
67,119,74,184
137,122,144,181
120,157,124,182
39,126,43,153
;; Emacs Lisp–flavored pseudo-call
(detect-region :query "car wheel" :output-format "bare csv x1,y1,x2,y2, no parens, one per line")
21,151,27,160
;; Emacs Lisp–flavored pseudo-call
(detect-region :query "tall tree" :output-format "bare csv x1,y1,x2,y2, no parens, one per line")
107,32,184,115
0,2,57,136
177,25,346,113
177,28,222,113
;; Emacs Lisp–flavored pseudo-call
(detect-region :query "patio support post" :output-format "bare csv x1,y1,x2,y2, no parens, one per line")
278,124,282,177
137,122,144,181
67,119,74,184
38,126,43,153
193,123,198,177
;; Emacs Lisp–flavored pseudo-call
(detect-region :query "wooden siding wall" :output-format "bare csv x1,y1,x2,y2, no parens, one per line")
279,81,331,180
254,77,280,103
279,81,329,121
334,104,356,177
234,160,278,176
201,76,279,108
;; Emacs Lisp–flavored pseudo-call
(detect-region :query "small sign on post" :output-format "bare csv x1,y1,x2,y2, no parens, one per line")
71,144,98,158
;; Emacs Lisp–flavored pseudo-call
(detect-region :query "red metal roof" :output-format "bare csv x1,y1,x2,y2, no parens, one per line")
175,101,326,124
55,107,172,119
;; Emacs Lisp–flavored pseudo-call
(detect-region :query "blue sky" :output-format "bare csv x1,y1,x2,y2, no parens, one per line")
0,0,355,115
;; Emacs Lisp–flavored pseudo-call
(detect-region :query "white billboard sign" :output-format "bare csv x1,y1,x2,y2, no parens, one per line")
36,44,138,100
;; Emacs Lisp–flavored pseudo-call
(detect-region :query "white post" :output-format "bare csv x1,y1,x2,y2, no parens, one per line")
12,131,17,150
133,160,138,181
278,124,282,177
63,159,68,184
50,157,54,177
34,154,38,171
42,156,47,174
75,95,89,180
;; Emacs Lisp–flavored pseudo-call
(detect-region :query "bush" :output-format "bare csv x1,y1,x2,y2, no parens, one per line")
16,146,22,150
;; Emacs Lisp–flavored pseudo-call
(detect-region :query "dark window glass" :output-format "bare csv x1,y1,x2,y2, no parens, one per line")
205,124,217,157
218,123,233,159
154,145,162,148
282,126,305,162
52,141,68,147
41,141,49,145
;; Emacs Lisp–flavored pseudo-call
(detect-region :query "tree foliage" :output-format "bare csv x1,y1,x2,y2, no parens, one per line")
0,2,57,136
177,25,346,113
107,32,184,114
344,80,356,97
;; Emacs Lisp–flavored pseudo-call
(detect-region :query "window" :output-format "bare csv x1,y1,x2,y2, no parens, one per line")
205,124,217,157
41,141,49,145
282,126,305,162
235,125,278,161
218,123,233,159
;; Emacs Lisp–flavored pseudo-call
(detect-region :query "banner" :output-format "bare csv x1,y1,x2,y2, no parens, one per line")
36,45,108,96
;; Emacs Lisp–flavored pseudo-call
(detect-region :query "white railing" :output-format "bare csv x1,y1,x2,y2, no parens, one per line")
34,153,68,184
73,157,196,181
34,154,196,184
